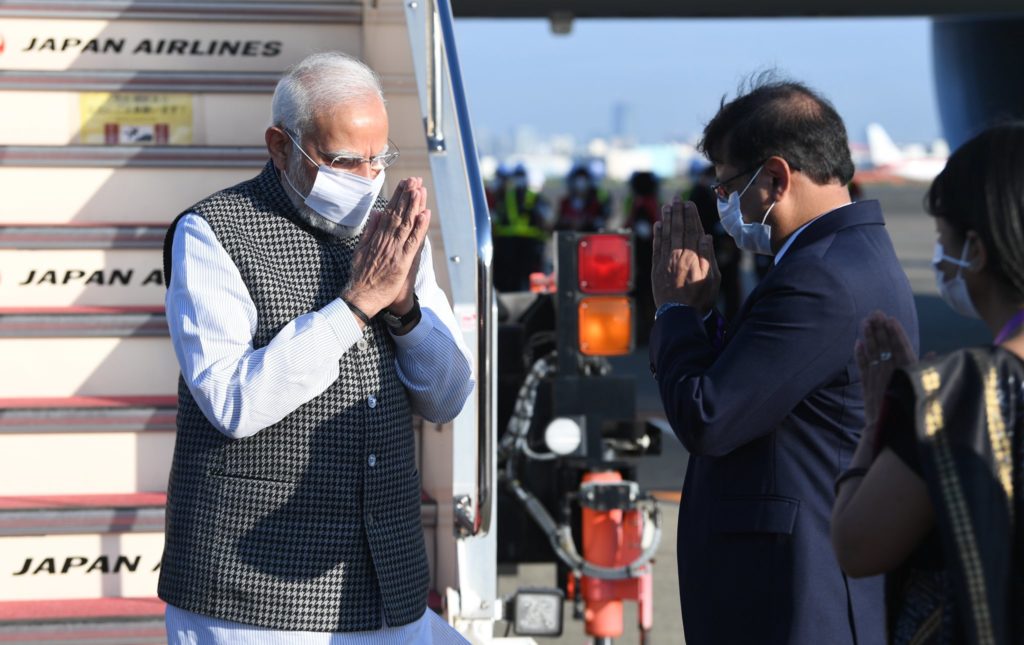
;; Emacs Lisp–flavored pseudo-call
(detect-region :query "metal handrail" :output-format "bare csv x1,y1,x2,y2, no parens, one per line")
424,4,446,152
434,0,494,538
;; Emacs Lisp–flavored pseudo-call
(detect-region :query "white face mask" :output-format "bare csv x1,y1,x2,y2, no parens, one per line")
716,166,777,256
282,132,386,228
933,240,979,319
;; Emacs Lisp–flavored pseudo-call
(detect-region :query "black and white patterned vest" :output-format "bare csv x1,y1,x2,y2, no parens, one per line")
158,161,428,631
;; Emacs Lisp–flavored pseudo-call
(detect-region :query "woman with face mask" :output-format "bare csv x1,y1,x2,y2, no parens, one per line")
831,122,1024,645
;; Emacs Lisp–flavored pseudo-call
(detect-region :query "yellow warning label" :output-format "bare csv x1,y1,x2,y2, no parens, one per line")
78,93,193,145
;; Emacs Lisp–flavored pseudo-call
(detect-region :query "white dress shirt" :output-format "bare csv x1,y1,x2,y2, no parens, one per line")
166,604,469,644
164,213,474,642
773,201,852,265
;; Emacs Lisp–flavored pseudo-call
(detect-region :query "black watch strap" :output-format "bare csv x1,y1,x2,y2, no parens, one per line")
341,297,372,326
382,295,421,331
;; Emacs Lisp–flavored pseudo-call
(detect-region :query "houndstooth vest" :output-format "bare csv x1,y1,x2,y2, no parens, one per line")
158,161,429,631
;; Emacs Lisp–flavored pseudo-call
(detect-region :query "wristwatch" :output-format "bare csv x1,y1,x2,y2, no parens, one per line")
381,295,421,333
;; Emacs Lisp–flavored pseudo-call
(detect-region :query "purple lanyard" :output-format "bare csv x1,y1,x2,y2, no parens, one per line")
994,309,1024,345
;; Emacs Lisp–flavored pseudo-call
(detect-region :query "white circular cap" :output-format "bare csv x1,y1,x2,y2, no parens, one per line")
544,417,582,456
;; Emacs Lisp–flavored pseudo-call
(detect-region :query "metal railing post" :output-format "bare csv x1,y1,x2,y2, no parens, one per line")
431,0,494,538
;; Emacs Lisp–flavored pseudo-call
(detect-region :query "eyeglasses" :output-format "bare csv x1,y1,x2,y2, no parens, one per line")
710,160,767,201
285,128,400,172
316,141,400,172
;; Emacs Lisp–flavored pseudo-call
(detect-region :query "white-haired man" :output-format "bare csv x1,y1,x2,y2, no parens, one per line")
159,52,474,643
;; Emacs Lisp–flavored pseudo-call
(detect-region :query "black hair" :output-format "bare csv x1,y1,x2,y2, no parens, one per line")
699,72,855,185
926,121,1024,298
569,166,592,180
629,171,659,196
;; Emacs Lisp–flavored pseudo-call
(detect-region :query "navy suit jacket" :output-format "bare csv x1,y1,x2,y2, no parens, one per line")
650,201,919,645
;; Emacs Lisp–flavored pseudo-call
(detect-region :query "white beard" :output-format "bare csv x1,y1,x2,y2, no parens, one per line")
279,153,364,239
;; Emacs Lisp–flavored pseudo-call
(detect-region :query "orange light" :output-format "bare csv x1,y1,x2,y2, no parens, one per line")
578,234,631,294
578,297,632,356
529,271,557,294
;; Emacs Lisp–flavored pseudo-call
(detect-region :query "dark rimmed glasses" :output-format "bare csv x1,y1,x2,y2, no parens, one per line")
709,160,767,201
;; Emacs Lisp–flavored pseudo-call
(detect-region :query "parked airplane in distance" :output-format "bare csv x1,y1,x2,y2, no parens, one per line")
856,123,949,183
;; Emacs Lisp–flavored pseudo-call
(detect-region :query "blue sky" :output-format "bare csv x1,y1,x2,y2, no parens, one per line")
453,18,940,146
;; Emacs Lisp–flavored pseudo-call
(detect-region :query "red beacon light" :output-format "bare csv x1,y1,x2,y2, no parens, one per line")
577,234,632,294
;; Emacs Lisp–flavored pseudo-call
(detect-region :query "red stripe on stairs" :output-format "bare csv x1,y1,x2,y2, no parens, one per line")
0,597,165,622
0,493,166,511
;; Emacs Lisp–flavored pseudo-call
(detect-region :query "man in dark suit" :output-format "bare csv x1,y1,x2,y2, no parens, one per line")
649,80,918,644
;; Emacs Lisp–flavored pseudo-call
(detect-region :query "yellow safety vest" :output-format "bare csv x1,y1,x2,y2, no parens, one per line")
494,188,546,240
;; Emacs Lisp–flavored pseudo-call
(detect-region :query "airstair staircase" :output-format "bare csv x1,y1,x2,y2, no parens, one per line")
0,2,441,642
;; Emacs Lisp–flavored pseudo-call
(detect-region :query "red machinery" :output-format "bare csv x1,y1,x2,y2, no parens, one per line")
578,470,654,641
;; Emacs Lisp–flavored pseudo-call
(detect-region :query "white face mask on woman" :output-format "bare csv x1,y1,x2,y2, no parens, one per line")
716,166,777,256
933,240,980,319
282,132,386,228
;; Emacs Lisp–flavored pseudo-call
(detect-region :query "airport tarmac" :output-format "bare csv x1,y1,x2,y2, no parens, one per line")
496,182,990,643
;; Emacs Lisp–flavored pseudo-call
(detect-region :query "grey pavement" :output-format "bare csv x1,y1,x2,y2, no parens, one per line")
497,183,989,643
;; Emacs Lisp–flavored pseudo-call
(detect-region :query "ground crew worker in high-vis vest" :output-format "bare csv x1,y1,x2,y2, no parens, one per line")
492,163,551,292
556,165,611,233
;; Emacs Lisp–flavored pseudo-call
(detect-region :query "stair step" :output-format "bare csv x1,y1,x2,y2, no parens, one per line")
0,597,165,643
0,70,280,93
0,89,269,147
0,246,165,307
0,310,168,338
0,146,268,168
0,597,164,624
1,335,177,398
0,225,168,313
0,396,177,495
0,495,167,601
0,308,177,398
0,307,163,315
0,308,168,338
0,147,268,229
0,166,255,225
0,69,414,94
0,494,166,537
0,225,166,250
0,1,361,23
0,396,177,433
0,395,175,408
